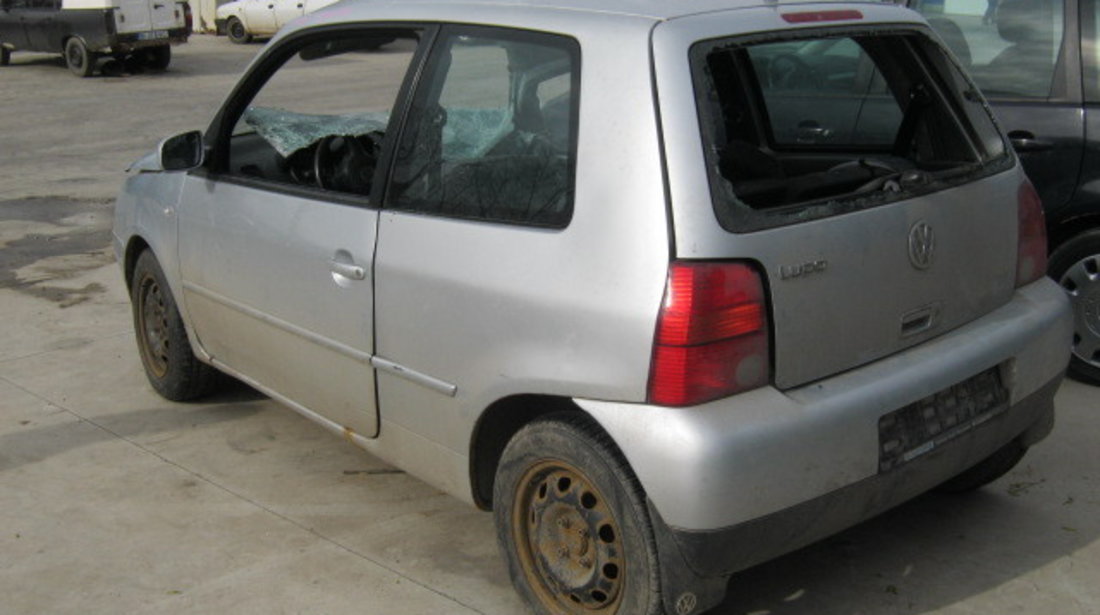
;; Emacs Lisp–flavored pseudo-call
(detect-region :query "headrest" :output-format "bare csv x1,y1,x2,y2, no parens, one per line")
997,0,1052,45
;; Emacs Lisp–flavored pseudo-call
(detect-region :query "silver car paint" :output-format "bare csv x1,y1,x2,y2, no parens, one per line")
652,8,1020,389
113,0,1073,526
178,179,381,438
578,279,1070,531
372,16,670,463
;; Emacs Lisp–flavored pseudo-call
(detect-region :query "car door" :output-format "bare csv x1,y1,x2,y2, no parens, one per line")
18,0,57,51
915,0,1084,210
176,28,427,437
1073,0,1100,222
271,0,303,30
115,0,154,34
0,0,32,49
240,0,275,35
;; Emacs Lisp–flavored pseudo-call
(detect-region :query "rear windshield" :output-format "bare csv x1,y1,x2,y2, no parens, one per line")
691,28,1009,232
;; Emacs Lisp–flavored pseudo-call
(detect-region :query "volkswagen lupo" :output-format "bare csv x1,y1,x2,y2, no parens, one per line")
113,1,1073,613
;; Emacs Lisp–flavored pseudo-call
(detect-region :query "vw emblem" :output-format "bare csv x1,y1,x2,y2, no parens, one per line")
908,221,935,270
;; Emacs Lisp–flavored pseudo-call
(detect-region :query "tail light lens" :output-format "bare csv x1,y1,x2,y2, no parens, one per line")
1016,180,1047,287
181,2,193,33
647,261,770,407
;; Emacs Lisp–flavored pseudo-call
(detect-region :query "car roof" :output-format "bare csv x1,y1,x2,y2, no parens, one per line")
316,0,901,22
275,0,922,54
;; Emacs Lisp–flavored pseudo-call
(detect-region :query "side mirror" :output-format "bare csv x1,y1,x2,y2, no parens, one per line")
160,130,205,171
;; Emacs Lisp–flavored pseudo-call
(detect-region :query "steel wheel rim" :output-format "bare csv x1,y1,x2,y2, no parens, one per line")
137,274,170,378
1058,254,1100,370
67,42,84,70
512,460,625,613
229,20,246,40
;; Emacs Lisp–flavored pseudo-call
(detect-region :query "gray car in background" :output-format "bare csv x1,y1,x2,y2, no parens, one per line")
112,1,1072,613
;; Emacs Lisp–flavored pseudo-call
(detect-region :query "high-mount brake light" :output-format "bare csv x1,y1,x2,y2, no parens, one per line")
781,10,864,24
1016,180,1048,287
648,262,770,407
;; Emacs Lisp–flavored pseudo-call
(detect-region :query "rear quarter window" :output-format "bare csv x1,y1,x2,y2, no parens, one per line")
691,27,1009,232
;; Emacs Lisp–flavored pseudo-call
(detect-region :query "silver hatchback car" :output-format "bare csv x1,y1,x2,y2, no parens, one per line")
113,1,1073,613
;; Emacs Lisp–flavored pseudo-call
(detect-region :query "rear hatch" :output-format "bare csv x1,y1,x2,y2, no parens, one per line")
115,0,182,34
655,6,1020,389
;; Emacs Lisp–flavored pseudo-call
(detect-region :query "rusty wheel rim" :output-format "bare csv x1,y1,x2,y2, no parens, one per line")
512,460,625,613
137,273,170,379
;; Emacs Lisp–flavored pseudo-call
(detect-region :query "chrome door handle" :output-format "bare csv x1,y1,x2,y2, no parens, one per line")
329,259,366,280
1008,130,1054,153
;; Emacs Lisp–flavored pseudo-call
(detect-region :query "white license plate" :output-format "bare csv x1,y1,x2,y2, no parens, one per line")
137,30,169,41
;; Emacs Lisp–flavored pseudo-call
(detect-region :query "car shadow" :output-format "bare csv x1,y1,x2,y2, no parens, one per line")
0,382,265,474
709,484,1095,613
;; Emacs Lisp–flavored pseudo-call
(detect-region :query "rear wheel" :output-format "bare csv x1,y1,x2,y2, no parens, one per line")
493,415,663,615
145,45,171,70
226,17,252,44
1,44,11,66
131,250,221,401
1049,230,1100,385
64,37,96,77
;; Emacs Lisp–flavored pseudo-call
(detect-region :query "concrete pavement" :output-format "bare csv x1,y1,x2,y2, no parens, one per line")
0,35,1097,615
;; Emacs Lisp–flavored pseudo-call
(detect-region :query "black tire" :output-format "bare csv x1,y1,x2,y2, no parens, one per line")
937,440,1027,493
493,415,663,615
1048,229,1100,385
64,37,96,77
131,251,221,401
145,45,171,70
1,44,11,67
226,17,252,44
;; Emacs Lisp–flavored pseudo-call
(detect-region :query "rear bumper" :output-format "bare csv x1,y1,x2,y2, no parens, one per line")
575,278,1070,611
662,372,1057,568
645,374,1059,614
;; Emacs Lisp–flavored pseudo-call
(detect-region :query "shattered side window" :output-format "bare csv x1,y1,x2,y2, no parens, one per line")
692,29,1009,232
386,26,579,227
225,31,419,198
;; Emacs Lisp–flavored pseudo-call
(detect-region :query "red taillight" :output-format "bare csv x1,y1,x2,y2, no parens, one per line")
182,2,193,33
781,10,863,24
648,262,770,407
1016,180,1047,287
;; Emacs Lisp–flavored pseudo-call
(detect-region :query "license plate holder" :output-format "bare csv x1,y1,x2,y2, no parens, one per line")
878,367,1008,473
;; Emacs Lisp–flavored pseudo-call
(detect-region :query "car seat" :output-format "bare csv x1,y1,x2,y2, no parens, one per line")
979,0,1055,97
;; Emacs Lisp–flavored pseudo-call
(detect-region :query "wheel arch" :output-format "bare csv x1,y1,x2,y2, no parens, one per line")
123,235,153,293
59,34,76,54
469,394,590,510
1048,211,1100,254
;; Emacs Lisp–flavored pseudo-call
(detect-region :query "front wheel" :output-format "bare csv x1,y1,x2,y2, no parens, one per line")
64,37,96,77
1049,229,1100,385
493,415,663,615
226,17,252,44
131,250,221,401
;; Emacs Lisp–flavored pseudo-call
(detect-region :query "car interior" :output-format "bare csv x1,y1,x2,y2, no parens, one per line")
224,32,575,228
694,31,1004,224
